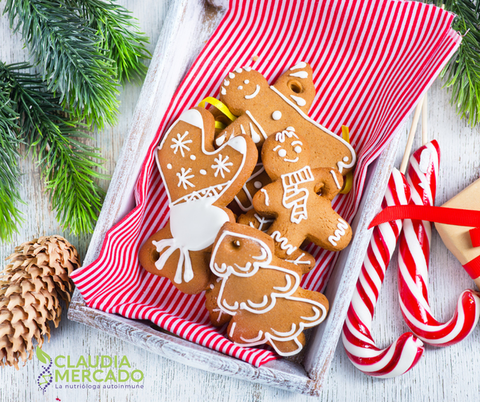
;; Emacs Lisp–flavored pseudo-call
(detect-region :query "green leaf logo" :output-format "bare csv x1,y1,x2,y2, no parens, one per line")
35,347,51,364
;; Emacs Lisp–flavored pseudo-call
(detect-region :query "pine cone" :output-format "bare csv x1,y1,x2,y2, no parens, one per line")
0,236,79,369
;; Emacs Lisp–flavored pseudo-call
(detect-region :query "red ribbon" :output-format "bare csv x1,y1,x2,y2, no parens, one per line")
369,205,480,249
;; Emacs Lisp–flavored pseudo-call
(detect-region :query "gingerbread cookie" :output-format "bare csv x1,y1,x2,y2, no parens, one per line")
139,107,258,294
208,222,328,356
252,128,352,259
216,62,356,174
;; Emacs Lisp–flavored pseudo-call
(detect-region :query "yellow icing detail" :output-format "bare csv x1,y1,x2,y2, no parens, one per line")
198,97,237,122
340,125,353,194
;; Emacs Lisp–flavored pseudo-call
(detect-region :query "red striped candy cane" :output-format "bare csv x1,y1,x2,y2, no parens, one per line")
343,168,424,378
398,140,480,346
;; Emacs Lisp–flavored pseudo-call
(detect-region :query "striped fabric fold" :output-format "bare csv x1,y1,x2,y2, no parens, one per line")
71,0,461,367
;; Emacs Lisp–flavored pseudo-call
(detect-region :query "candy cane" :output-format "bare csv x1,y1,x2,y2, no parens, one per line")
342,168,425,378
398,140,480,346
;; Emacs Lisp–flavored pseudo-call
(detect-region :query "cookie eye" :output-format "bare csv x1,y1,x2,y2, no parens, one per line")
232,240,241,248
244,80,249,84
294,146,302,153
278,149,287,158
237,86,243,90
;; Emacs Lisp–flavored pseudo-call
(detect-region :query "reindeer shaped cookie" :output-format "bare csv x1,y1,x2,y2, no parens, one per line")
139,107,257,294
207,222,329,356
252,128,352,260
216,62,356,175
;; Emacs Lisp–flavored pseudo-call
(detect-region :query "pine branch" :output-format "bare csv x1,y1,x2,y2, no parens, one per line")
0,77,23,241
1,62,107,236
431,0,480,126
3,0,120,129
71,0,151,84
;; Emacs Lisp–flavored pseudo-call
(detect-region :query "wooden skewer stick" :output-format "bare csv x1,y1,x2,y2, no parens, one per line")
422,92,428,146
399,94,426,174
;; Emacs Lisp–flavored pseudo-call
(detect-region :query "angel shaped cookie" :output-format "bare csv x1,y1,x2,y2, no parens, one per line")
139,107,257,294
252,128,352,260
207,222,328,356
216,62,356,175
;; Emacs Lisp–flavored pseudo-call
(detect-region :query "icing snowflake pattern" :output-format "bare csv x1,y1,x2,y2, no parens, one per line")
171,131,192,157
176,167,195,189
211,154,233,178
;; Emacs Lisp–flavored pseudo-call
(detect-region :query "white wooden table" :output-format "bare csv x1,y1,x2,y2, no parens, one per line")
1,1,479,401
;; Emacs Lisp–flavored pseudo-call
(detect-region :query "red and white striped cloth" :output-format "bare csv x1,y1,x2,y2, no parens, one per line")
71,0,461,366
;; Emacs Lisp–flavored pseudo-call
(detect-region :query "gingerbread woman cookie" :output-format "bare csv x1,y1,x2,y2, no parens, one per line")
139,107,257,294
252,128,352,259
207,222,328,356
216,62,356,174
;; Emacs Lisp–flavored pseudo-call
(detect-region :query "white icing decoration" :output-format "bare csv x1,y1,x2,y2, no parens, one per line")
233,163,265,212
284,156,299,163
275,129,298,142
240,331,264,343
254,181,262,189
290,94,306,107
244,80,249,84
221,87,226,95
171,131,192,157
176,167,195,189
273,145,281,151
285,253,311,265
224,79,230,86
294,146,302,153
240,124,247,135
200,169,207,175
243,66,252,71
249,123,261,144
343,156,349,162
167,164,172,169
301,306,321,321
271,231,297,255
272,111,282,120
223,299,239,311
242,295,269,309
215,134,226,146
273,275,292,292
289,71,308,79
245,110,268,140
238,86,243,90
209,284,214,290
211,154,233,178
269,86,356,173
286,126,295,131
245,84,260,99
235,68,243,73
229,322,236,337
281,166,314,224
253,214,273,232
290,62,307,70
271,323,296,337
328,218,349,246
260,188,269,206
229,72,235,79
278,149,287,157
190,155,196,160
330,170,341,189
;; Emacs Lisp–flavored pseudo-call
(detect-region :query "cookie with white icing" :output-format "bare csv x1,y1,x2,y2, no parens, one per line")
252,128,352,259
216,62,356,175
207,222,328,356
139,107,258,295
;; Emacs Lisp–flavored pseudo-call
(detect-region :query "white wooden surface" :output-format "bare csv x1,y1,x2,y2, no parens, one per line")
1,1,480,401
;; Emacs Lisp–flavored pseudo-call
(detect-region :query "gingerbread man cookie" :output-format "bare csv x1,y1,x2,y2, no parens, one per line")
216,62,356,174
252,128,352,259
139,107,257,294
207,222,328,356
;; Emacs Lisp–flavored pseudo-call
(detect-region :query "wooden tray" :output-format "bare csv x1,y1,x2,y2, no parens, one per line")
68,0,402,395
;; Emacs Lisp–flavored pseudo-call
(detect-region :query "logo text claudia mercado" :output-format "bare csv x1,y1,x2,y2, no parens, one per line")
53,355,144,383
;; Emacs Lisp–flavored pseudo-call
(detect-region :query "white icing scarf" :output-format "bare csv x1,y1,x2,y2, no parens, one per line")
280,166,314,224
